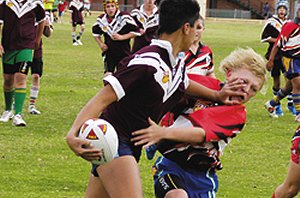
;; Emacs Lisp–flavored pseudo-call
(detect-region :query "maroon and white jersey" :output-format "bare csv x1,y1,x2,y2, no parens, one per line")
131,4,159,53
0,0,45,51
276,20,300,59
291,126,300,164
158,75,246,171
261,15,287,60
69,0,83,23
101,39,189,142
92,10,140,61
184,43,214,76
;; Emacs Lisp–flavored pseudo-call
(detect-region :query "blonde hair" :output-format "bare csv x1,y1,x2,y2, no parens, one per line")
219,48,267,90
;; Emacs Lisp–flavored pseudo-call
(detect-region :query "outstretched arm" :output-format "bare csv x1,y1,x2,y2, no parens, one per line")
131,117,206,149
186,77,246,105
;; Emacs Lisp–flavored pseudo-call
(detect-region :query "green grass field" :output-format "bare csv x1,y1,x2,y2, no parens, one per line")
0,14,299,197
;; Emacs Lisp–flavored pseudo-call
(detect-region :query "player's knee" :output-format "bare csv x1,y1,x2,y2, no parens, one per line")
165,189,188,198
287,184,300,197
31,74,40,82
3,77,14,89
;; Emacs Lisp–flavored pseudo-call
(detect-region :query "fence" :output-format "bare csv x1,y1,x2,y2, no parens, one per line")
207,8,251,19
91,3,134,12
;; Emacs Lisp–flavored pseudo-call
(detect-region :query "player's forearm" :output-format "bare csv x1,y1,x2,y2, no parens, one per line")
269,44,279,61
67,85,117,138
186,79,219,102
36,20,45,43
122,32,137,40
163,127,206,144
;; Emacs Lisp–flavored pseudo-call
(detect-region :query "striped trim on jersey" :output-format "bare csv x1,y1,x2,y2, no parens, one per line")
104,40,189,102
131,4,159,30
93,10,140,38
69,0,83,12
4,0,44,19
277,21,300,58
261,15,287,42
184,44,214,76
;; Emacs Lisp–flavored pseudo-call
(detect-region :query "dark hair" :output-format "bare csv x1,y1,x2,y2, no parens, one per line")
158,0,200,35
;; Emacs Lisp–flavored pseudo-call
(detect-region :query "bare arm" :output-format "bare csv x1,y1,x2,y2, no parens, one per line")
35,20,45,49
65,84,118,161
186,78,246,105
43,19,52,37
111,32,137,41
266,44,279,71
94,36,108,52
131,118,206,148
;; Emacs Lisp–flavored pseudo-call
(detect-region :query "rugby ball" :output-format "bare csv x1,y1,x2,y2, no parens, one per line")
78,118,119,165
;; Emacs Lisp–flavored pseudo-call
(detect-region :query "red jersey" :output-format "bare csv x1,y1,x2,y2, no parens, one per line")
276,20,300,59
184,43,214,76
158,75,246,171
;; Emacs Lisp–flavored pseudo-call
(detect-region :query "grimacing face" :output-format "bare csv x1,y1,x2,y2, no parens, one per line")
226,68,263,104
277,6,287,18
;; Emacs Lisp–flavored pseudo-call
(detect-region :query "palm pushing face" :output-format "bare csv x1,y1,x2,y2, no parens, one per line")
226,69,262,104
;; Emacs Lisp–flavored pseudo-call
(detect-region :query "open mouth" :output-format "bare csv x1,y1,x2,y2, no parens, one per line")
230,96,245,102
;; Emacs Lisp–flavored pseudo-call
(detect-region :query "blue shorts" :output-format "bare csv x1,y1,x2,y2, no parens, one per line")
153,156,218,198
282,57,300,79
91,140,142,177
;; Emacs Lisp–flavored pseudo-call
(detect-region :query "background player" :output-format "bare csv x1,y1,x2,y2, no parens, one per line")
130,0,159,53
132,48,267,198
92,0,140,76
28,11,53,115
0,0,45,126
265,5,300,122
185,15,215,78
261,0,294,117
69,0,85,46
66,0,247,197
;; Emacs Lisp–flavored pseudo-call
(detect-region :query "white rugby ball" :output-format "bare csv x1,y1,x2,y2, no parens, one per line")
78,118,119,165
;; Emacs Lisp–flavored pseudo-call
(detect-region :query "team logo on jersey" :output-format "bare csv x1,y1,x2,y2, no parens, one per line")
98,124,107,134
193,101,207,111
7,0,13,7
102,26,108,32
162,71,169,83
139,17,145,23
87,129,99,140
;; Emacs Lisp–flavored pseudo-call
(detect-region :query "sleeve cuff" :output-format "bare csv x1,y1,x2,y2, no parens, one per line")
103,75,125,101
92,33,101,37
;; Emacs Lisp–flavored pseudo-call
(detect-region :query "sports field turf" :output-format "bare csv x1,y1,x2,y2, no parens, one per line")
0,14,299,197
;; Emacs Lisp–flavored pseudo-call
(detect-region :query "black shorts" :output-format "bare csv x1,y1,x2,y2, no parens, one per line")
154,173,186,198
3,62,30,75
102,53,126,73
52,8,58,12
72,21,84,27
29,57,43,76
271,59,285,77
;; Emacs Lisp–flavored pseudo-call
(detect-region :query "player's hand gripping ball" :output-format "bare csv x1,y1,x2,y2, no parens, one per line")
78,118,119,165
